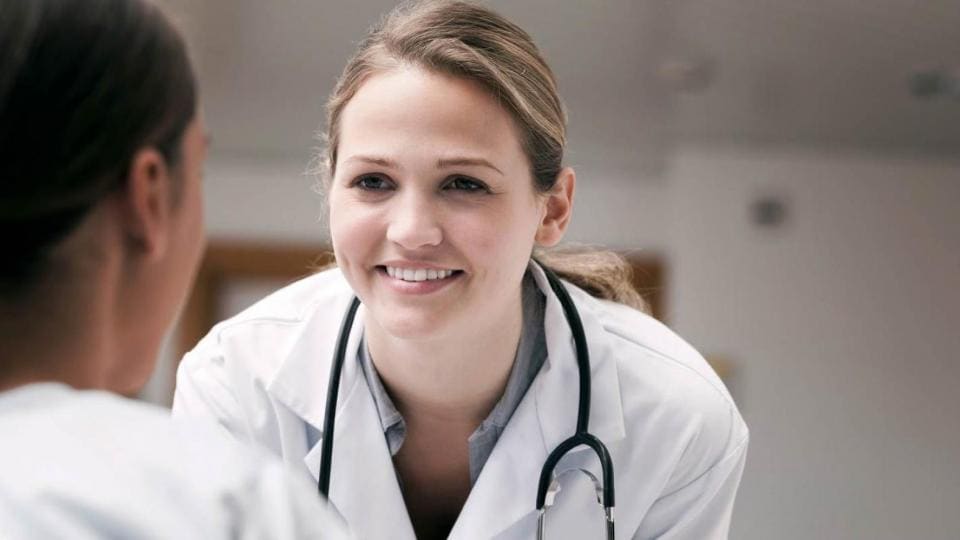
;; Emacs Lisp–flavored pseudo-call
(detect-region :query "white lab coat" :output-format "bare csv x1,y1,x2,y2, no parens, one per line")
173,264,748,539
0,383,350,539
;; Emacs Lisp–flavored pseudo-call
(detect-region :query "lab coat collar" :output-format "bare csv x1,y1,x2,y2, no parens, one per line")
448,262,627,539
266,285,362,432
529,261,626,454
301,350,417,540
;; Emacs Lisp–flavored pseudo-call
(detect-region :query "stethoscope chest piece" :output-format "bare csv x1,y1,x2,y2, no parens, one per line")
535,432,615,540
537,467,614,540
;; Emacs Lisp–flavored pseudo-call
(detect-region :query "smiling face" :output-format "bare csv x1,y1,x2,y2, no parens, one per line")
328,66,554,341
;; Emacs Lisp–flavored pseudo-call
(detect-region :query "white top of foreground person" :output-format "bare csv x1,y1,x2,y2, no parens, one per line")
0,383,351,539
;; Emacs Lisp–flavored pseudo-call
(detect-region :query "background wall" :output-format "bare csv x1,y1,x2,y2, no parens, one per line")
150,1,960,538
668,147,960,539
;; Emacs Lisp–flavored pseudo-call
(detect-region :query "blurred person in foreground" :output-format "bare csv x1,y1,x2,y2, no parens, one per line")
0,0,349,537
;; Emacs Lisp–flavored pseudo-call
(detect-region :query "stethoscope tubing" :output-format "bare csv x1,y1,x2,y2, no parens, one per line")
539,263,592,435
317,294,361,498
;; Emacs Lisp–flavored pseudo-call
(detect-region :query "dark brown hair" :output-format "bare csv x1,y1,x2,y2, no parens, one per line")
0,0,196,294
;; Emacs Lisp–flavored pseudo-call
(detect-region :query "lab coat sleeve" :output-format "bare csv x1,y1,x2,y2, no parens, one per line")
632,433,749,540
172,343,249,439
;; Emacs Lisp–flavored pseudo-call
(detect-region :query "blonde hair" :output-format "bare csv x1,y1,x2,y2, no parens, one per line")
320,0,647,313
535,247,646,312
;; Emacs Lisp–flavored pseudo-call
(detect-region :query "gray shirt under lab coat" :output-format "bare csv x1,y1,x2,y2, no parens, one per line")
359,272,547,485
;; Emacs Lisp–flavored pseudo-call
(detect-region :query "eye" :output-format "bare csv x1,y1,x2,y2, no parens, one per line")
351,174,393,191
444,175,488,193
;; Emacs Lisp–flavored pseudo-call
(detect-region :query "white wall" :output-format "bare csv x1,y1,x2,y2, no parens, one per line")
145,145,960,539
668,147,960,539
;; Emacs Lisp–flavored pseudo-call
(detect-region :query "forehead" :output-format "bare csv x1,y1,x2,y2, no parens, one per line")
337,66,526,164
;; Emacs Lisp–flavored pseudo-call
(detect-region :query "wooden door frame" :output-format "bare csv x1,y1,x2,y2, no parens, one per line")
177,241,335,360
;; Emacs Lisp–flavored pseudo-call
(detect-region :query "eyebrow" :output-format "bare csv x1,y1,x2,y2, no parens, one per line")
343,155,503,176
344,155,398,168
437,157,504,176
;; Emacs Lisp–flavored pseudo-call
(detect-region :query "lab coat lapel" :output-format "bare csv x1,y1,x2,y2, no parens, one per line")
530,263,626,462
302,348,417,540
268,292,416,540
447,384,547,540
267,288,358,431
449,263,627,539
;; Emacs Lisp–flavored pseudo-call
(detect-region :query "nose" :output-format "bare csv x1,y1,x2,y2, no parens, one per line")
385,191,443,249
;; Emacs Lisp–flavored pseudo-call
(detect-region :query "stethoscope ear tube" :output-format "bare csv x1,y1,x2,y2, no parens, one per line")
317,295,362,498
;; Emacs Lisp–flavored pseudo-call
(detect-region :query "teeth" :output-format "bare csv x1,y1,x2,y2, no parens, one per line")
384,266,456,282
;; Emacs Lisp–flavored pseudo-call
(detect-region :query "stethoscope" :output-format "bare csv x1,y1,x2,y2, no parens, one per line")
317,263,615,539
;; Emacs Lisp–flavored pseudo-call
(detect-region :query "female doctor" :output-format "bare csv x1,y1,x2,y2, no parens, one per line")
173,1,749,538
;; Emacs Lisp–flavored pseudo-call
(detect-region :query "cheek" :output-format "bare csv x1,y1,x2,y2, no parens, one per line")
453,204,539,261
328,191,379,260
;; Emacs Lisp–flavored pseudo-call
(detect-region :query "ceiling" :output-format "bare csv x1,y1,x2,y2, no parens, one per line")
163,0,960,170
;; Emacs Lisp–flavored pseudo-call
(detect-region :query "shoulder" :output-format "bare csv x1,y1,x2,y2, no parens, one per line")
0,390,273,532
206,266,350,334
21,389,272,477
575,290,749,479
0,388,347,538
180,267,351,378
593,296,732,405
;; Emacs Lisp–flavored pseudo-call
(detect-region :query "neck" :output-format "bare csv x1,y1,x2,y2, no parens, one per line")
0,265,116,394
366,292,525,425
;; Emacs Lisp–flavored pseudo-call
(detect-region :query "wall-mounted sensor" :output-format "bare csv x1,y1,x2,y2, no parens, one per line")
750,195,788,229
658,56,717,94
909,68,959,100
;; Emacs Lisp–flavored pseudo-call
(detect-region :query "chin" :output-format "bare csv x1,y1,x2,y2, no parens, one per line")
374,308,455,342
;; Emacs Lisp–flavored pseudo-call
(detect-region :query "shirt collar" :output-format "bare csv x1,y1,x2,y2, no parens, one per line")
356,270,548,482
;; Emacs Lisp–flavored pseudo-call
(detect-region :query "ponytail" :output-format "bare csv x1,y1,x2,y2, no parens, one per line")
535,246,648,313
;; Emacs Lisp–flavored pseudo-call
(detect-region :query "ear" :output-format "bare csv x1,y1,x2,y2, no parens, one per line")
535,166,575,247
118,148,174,262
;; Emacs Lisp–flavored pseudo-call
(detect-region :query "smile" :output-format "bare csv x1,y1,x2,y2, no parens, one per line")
382,266,462,282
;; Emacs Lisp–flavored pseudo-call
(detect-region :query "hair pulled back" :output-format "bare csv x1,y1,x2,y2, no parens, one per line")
0,0,196,294
322,0,645,311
